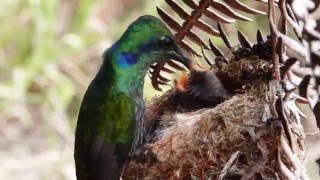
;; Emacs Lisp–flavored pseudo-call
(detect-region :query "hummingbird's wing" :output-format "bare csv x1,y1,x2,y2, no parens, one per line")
75,83,136,180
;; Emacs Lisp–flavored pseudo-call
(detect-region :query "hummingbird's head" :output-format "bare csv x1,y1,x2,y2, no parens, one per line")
110,15,190,73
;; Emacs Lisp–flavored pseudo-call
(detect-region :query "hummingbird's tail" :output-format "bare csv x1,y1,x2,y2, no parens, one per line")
75,137,129,180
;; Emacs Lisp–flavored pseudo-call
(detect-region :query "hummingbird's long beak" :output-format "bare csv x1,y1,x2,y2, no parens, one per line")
168,50,191,70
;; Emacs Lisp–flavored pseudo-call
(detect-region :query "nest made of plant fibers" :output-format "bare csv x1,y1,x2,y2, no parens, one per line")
218,54,272,93
123,91,301,179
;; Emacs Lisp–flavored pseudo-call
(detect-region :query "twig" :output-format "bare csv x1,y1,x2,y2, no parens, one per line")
217,150,240,180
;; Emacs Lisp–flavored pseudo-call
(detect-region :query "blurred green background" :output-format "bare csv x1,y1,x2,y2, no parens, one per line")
0,0,165,179
1,0,319,180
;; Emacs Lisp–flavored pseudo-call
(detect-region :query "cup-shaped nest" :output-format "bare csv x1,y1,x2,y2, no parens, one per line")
123,91,307,179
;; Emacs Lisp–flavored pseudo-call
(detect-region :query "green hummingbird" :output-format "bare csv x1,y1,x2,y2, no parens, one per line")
74,15,189,180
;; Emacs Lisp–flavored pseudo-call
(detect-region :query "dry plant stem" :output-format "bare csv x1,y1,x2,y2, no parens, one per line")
217,150,240,180
273,36,281,81
268,0,281,81
278,148,296,180
269,80,279,118
280,130,308,180
279,0,302,36
268,1,306,58
176,0,210,42
279,98,295,151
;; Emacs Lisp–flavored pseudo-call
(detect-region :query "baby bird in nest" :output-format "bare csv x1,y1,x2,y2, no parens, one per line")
170,60,237,111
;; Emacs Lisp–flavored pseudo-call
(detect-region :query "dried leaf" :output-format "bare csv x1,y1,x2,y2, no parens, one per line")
298,75,311,99
209,0,252,21
256,29,264,43
238,31,252,49
282,58,297,78
218,22,232,49
314,102,320,128
223,0,266,15
209,39,224,57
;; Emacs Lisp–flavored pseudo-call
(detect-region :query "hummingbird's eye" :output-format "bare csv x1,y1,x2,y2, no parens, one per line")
159,36,174,47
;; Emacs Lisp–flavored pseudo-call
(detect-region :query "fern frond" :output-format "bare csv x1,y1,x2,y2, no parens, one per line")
150,0,266,91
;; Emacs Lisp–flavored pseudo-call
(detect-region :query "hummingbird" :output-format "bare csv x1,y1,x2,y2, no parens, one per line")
74,15,190,180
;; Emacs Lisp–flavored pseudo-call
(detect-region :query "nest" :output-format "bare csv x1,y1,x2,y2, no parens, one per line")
123,90,307,179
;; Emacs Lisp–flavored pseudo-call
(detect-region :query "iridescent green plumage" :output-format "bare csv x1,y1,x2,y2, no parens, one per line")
74,15,189,180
